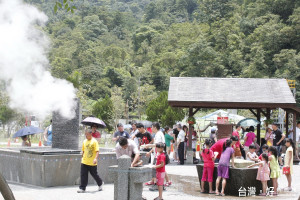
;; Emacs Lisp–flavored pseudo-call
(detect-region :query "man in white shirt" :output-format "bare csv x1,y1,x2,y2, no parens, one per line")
143,122,165,155
115,137,142,167
177,124,185,165
130,123,140,147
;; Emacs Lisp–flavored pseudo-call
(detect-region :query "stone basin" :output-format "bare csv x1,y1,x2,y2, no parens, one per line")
233,159,254,168
196,163,273,196
109,155,152,200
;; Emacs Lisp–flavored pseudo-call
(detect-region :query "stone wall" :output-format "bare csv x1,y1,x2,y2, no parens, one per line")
0,148,149,187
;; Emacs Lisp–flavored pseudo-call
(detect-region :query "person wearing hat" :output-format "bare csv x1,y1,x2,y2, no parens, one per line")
112,123,130,143
265,125,274,146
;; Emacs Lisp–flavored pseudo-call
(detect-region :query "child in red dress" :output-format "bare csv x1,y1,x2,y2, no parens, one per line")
153,142,166,200
200,139,216,194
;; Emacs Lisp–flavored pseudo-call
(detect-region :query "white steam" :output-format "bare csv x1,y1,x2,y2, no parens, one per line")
0,0,76,119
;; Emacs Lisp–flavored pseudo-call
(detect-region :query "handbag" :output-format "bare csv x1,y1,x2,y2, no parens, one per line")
267,140,272,146
283,166,290,174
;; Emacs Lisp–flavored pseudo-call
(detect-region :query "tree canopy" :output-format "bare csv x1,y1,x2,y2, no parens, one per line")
18,0,300,130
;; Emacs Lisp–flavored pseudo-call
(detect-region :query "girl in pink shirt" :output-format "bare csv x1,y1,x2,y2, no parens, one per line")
200,139,216,194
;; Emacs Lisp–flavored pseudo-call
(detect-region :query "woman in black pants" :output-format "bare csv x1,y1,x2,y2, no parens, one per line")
177,124,185,165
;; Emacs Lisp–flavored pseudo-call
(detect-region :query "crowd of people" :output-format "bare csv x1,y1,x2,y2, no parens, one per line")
76,120,299,199
77,121,210,200
199,122,299,196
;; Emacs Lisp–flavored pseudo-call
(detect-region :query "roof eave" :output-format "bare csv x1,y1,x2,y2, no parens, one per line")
168,101,297,109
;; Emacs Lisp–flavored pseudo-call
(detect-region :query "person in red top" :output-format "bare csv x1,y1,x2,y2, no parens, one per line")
232,125,241,148
232,125,242,157
210,136,239,161
153,142,166,200
200,139,216,194
91,125,101,143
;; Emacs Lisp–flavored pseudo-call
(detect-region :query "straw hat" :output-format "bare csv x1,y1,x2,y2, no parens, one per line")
267,125,273,130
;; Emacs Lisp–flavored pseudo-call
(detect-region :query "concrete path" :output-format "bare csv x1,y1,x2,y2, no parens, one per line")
165,162,300,200
2,164,299,200
2,183,206,200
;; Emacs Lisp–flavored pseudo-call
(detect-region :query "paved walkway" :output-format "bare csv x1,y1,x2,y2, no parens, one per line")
2,183,208,200
165,163,300,200
2,164,299,200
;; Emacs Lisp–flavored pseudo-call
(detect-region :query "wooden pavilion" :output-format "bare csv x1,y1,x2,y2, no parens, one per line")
168,77,300,149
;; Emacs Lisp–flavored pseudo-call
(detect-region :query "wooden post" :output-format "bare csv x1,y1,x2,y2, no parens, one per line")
285,112,289,136
266,108,271,121
257,109,261,145
188,107,193,151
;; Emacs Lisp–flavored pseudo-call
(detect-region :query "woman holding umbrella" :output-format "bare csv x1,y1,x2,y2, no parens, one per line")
13,125,44,147
91,124,101,143
81,116,106,143
21,135,31,147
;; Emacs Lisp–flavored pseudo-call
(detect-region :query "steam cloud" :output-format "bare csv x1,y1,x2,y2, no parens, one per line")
0,0,76,119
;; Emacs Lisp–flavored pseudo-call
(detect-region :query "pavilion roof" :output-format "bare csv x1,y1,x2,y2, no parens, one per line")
168,77,298,111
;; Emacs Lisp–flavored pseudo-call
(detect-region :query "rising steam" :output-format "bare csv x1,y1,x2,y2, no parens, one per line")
0,0,76,119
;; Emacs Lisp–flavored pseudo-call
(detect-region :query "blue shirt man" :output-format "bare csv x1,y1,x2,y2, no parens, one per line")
112,123,130,143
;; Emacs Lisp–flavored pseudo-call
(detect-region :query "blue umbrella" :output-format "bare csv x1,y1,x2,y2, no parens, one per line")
13,126,44,138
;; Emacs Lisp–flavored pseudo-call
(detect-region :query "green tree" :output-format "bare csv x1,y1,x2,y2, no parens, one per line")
92,95,114,131
179,36,225,77
144,2,157,22
131,83,158,118
67,70,82,89
105,66,124,87
0,106,15,129
242,44,268,77
122,77,138,109
0,93,18,138
111,86,126,126
132,26,160,52
273,49,300,79
79,15,108,41
146,91,184,126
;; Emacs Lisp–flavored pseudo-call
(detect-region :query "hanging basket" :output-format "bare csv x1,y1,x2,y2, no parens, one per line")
187,116,196,125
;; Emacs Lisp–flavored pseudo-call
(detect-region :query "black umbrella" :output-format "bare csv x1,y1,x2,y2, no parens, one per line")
81,117,106,128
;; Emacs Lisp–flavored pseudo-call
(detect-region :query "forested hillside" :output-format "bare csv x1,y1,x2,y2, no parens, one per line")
24,0,299,126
